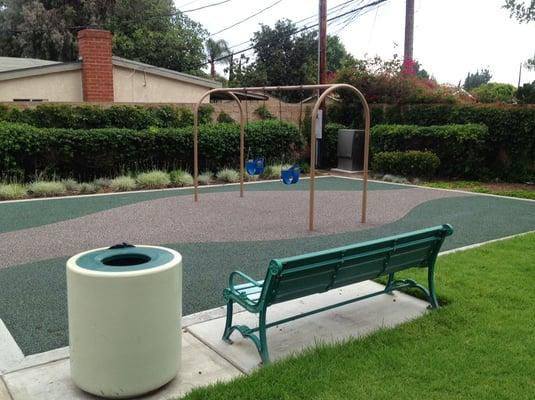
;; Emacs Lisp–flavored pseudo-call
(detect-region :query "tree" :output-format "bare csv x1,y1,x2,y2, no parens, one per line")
516,80,535,103
463,69,492,90
504,1,535,69
233,19,317,101
0,0,207,73
205,38,230,78
327,35,355,72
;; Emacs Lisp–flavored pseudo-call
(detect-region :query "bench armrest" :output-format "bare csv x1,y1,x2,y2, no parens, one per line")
229,270,262,290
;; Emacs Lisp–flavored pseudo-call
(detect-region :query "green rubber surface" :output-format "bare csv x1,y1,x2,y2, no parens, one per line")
1,193,533,355
0,178,404,234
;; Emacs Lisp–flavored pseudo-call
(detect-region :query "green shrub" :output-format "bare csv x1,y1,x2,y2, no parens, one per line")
0,104,198,129
372,151,440,178
197,172,212,185
325,123,346,167
198,104,215,124
29,181,67,197
136,171,171,189
61,179,81,192
371,124,488,178
472,83,516,103
216,111,234,123
516,81,535,104
109,176,137,191
254,105,275,120
0,121,302,181
170,170,194,187
0,183,27,200
216,168,240,183
79,182,98,194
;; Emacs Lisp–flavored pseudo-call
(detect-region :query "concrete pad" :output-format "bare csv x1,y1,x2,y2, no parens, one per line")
0,377,12,400
0,319,24,374
188,281,429,372
3,332,241,400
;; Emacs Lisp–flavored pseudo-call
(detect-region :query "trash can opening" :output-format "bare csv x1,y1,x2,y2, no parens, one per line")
102,253,151,267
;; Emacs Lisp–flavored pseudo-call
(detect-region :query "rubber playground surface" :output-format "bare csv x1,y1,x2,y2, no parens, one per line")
0,176,534,356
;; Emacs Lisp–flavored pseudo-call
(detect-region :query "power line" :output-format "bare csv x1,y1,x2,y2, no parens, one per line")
182,0,232,13
201,0,390,69
208,0,284,38
225,0,362,53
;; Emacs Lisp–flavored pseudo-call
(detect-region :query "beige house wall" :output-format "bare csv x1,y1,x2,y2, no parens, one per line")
113,66,210,103
0,70,83,102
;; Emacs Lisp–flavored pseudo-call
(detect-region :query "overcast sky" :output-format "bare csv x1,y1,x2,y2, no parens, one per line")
179,0,535,86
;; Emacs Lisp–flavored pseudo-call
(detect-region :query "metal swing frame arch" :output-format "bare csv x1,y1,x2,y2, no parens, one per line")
193,83,370,231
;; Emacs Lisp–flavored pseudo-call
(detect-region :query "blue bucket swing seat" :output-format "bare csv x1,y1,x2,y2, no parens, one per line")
245,158,265,176
281,163,300,185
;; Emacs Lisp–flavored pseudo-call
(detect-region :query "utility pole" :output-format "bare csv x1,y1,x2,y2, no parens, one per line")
402,0,415,75
518,62,523,88
317,0,327,168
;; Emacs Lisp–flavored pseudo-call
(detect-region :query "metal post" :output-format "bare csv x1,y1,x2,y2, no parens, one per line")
193,90,244,201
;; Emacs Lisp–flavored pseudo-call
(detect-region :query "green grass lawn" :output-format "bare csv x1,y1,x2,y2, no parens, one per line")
182,233,535,400
423,180,535,200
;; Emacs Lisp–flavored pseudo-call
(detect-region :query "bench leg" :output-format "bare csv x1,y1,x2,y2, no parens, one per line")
222,299,234,342
384,273,395,295
427,264,439,309
258,310,270,364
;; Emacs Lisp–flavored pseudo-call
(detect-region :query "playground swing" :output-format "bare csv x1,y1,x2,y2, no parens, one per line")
279,87,303,185
244,88,266,176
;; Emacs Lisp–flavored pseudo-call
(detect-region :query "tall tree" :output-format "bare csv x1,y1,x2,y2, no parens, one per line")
205,38,230,78
234,19,317,101
0,0,207,73
464,69,492,90
504,0,535,69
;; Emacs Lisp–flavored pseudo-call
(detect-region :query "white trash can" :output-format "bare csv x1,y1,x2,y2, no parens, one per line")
67,244,182,398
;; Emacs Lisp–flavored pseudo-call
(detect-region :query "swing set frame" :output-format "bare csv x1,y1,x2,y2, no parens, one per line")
193,83,371,231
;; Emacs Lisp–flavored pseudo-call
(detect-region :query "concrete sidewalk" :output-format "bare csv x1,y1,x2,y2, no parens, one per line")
0,281,429,400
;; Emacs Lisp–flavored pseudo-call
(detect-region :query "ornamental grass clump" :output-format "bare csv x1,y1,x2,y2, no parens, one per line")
170,170,194,187
61,179,81,192
216,168,240,183
93,178,111,189
197,172,213,185
0,183,28,200
261,164,291,179
136,170,171,189
29,181,67,197
79,183,98,194
109,176,137,192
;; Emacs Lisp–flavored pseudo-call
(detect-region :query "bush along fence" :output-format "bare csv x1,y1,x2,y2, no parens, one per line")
370,124,488,178
0,120,303,181
372,151,440,178
328,103,535,182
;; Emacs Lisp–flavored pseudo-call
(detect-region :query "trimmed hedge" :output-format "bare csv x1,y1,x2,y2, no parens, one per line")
372,151,440,178
371,124,488,178
329,103,535,181
0,120,302,181
0,104,215,129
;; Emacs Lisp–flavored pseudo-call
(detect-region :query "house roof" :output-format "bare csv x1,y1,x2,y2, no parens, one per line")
0,56,221,89
112,57,221,89
0,56,61,72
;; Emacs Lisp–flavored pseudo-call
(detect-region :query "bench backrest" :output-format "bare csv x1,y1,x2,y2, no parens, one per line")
261,224,453,306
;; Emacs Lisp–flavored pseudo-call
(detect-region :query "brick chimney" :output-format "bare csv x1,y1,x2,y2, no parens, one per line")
77,29,114,102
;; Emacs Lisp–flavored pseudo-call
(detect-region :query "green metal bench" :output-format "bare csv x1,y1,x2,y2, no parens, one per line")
222,224,453,364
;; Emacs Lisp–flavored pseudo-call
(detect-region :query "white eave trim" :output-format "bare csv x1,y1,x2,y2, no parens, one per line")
0,62,82,81
112,57,221,89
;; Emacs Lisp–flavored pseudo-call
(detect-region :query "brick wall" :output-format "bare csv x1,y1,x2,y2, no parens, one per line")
77,29,114,102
